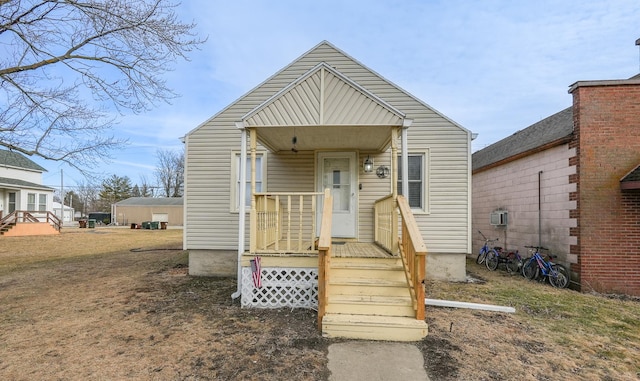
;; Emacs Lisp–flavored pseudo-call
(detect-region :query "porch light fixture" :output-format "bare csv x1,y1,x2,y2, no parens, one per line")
363,155,374,173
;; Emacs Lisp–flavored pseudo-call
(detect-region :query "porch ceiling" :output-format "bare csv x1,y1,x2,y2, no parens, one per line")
239,62,406,153
256,125,393,152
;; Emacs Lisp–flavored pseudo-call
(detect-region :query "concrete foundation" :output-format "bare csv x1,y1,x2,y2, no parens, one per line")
188,249,237,277
426,252,467,282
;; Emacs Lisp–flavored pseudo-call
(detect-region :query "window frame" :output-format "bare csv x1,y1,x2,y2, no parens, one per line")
397,150,430,214
38,194,47,212
27,193,36,211
230,151,267,213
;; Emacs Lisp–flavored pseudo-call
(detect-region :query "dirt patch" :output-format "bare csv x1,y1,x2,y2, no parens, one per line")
1,228,639,380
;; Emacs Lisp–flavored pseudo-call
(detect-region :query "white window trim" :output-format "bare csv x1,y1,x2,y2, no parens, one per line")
230,151,267,213
398,149,430,214
27,192,36,211
38,194,47,212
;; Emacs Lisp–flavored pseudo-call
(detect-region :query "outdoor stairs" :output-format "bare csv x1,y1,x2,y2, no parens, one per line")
322,256,428,341
0,223,15,235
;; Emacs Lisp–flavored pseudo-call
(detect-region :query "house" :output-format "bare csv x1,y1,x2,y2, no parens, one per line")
472,74,640,296
183,41,472,340
0,149,60,236
112,197,183,226
53,201,75,225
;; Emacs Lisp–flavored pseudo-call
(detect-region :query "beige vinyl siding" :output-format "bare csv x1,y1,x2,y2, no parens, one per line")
185,42,470,254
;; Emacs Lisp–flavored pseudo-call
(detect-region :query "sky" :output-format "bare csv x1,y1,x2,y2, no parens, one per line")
37,0,640,190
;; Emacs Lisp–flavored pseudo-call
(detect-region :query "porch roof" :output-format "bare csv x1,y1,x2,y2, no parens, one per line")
238,63,408,153
621,163,640,190
0,177,53,191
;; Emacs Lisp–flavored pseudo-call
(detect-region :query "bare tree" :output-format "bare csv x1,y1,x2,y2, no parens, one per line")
155,148,183,197
0,0,204,172
75,180,100,216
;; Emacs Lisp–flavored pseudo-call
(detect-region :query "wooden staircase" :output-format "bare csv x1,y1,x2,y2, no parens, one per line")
321,256,428,341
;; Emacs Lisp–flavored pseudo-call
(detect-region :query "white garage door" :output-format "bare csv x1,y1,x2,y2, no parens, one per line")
152,213,169,222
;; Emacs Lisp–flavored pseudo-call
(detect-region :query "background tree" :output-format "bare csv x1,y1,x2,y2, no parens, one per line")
0,0,203,172
98,175,133,212
137,174,155,197
76,180,100,216
155,148,184,197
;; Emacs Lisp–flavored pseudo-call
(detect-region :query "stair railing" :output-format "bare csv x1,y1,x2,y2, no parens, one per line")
46,212,62,231
317,188,333,330
0,210,18,232
397,195,427,321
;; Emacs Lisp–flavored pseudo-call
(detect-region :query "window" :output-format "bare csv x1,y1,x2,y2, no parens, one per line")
232,152,265,211
38,194,47,212
8,192,16,213
27,193,36,211
397,152,428,211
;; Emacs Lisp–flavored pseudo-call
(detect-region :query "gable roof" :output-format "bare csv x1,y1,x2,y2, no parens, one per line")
0,149,46,172
473,107,574,172
115,197,183,206
242,62,405,127
185,40,469,139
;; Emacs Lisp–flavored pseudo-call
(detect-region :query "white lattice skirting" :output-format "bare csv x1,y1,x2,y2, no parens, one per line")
241,267,318,308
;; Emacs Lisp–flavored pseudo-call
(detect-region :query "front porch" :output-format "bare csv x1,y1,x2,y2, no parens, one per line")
240,189,428,341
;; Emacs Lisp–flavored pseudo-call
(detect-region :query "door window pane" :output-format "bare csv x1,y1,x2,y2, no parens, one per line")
323,158,350,212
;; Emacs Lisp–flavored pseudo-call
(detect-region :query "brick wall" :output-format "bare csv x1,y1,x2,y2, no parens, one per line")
571,82,640,295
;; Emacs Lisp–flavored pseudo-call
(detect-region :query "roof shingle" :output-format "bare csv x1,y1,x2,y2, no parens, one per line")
472,107,574,171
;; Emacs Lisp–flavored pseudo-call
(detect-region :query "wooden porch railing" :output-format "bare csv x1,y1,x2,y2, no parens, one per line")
373,194,397,254
0,210,62,232
251,192,324,253
397,195,427,320
317,188,333,330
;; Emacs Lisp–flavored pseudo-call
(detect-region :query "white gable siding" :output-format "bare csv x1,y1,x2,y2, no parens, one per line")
185,42,470,259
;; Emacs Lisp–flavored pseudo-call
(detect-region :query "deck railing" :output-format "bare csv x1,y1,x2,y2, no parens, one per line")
397,195,427,320
0,210,62,232
374,194,398,254
251,192,324,253
317,188,333,330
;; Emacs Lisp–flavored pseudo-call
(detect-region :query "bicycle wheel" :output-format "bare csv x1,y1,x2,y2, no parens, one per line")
548,264,570,288
485,250,499,271
506,255,522,274
476,249,487,265
522,258,539,280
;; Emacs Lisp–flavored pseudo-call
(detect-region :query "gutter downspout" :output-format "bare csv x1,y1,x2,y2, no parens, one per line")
232,124,247,300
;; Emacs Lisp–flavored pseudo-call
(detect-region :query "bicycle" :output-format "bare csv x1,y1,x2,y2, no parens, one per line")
476,231,499,265
521,246,570,288
486,247,523,274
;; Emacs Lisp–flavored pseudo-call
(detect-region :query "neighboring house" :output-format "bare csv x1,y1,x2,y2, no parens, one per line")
472,74,640,296
0,149,59,236
183,41,472,340
112,197,184,226
53,201,75,225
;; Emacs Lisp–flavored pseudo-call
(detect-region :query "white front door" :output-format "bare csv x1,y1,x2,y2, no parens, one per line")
317,152,357,238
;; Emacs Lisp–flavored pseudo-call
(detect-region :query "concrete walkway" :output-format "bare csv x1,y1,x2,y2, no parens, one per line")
327,341,430,381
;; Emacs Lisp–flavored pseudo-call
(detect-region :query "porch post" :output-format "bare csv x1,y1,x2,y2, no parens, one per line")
391,127,399,254
232,124,247,299
249,128,257,253
401,123,409,201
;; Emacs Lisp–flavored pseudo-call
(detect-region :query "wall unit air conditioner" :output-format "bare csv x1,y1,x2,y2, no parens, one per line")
490,211,508,226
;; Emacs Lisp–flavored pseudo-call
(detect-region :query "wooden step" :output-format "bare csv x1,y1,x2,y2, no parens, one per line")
322,313,428,341
329,277,410,297
326,294,415,317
